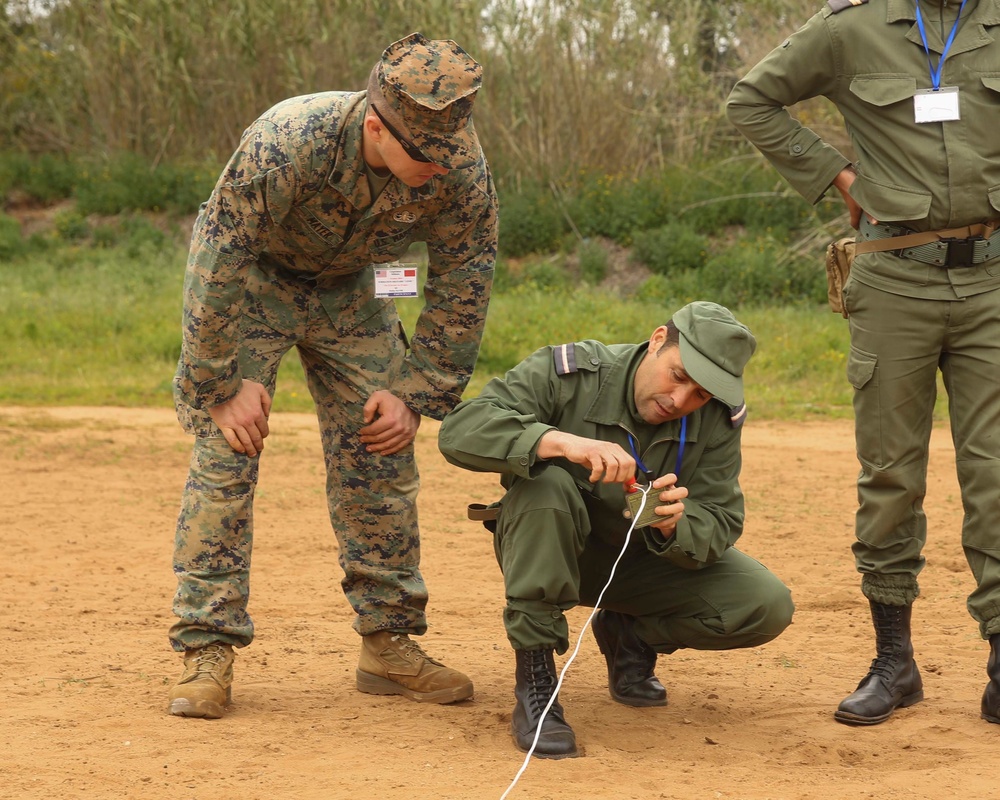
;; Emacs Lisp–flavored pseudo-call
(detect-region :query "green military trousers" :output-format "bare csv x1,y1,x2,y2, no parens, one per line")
492,465,793,653
169,265,428,652
844,279,1000,637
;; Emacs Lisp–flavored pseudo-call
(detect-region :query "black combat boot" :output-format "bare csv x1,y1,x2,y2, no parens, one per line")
980,634,1000,723
592,609,667,707
834,601,924,725
511,648,578,759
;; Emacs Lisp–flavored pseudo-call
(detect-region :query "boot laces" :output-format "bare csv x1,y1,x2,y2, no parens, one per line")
867,654,900,681
191,643,228,675
390,634,443,667
867,606,908,680
524,650,557,711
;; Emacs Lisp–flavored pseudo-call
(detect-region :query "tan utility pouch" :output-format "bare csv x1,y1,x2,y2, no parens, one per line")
825,237,855,318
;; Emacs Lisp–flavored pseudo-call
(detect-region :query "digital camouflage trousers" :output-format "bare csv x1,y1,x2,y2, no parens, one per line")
169,266,428,651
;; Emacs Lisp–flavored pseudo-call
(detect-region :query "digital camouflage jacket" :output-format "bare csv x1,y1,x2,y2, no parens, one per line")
176,90,498,419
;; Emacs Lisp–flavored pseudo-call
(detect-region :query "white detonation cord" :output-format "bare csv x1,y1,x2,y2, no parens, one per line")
499,483,651,800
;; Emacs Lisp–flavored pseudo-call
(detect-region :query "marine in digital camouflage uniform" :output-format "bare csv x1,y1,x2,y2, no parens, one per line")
166,32,498,719
438,302,794,758
727,0,1000,726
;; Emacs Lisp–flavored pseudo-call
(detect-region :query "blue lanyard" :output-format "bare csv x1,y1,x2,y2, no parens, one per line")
915,0,968,90
627,416,687,484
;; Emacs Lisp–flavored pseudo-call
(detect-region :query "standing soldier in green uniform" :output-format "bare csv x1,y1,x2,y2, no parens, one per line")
728,0,1000,726
166,33,498,719
438,302,794,758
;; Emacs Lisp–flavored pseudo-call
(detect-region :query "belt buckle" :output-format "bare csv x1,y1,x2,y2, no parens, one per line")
943,236,982,268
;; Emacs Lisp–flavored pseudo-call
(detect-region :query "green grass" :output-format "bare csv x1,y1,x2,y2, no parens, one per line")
0,234,949,421
2,240,184,405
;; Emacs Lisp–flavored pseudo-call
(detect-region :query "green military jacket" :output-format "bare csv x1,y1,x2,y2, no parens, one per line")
438,340,746,569
177,91,499,419
727,0,1000,300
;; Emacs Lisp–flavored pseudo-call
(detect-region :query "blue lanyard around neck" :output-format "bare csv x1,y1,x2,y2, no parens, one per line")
915,0,969,90
627,416,687,483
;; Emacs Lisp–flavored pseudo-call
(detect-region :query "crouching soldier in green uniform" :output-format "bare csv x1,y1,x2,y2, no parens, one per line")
438,302,794,758
728,0,1000,727
167,33,498,718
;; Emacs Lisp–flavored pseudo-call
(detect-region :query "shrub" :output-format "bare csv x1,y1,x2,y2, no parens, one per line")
519,260,570,290
73,153,155,215
0,153,78,204
497,186,565,257
52,208,90,242
92,224,120,248
120,214,170,258
577,238,609,284
0,150,216,215
565,172,668,245
74,153,218,215
0,214,25,259
698,236,825,306
637,235,826,308
669,159,841,236
631,223,710,276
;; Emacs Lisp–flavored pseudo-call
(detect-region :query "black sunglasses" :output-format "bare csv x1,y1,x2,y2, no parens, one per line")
370,104,433,164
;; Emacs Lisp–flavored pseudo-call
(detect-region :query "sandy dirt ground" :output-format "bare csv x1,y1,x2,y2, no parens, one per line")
1,406,995,800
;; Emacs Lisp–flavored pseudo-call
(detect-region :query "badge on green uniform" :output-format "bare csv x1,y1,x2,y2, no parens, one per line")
914,87,960,123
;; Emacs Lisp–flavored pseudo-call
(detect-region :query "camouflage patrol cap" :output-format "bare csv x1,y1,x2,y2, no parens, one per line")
672,301,756,407
367,32,483,170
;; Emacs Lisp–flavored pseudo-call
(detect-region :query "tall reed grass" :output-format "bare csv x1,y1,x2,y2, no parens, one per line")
2,0,844,187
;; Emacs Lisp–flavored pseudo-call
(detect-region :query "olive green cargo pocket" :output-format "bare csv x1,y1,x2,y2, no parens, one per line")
850,173,932,224
988,184,1000,219
847,77,930,225
847,346,879,464
847,346,876,389
849,76,916,107
981,76,1000,95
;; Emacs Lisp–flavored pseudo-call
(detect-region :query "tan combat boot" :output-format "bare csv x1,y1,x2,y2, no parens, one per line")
167,642,235,719
357,631,473,704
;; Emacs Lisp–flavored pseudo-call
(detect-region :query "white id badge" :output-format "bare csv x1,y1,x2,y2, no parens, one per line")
913,87,960,123
374,265,419,298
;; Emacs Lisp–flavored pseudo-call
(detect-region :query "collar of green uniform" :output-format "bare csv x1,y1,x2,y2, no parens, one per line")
886,0,1000,26
583,341,688,441
624,346,660,443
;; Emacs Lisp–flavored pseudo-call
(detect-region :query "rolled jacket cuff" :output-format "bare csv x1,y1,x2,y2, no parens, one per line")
175,358,241,411
393,372,463,421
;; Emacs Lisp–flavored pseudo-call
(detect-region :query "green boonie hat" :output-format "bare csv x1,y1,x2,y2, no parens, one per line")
367,32,482,170
673,301,756,407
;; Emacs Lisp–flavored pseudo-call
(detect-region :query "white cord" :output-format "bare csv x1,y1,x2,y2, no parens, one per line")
499,483,650,800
